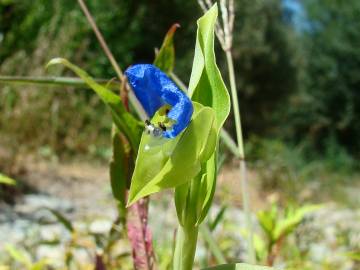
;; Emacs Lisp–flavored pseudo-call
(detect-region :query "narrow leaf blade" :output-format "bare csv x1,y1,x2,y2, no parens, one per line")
110,130,129,207
46,208,74,232
154,24,179,74
47,58,142,151
0,173,16,186
188,4,230,134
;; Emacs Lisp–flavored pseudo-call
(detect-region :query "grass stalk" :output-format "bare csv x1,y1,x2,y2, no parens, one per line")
170,72,188,92
225,50,256,264
199,0,256,262
77,0,147,120
0,76,120,91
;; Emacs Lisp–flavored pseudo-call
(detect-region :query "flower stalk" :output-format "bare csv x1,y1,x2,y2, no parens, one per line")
224,28,256,268
173,225,199,270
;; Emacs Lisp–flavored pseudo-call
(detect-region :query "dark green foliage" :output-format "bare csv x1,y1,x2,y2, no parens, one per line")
286,0,360,155
230,0,301,136
0,0,359,161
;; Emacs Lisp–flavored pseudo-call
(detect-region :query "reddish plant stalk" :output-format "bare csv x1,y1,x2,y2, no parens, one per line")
77,1,156,269
126,197,156,270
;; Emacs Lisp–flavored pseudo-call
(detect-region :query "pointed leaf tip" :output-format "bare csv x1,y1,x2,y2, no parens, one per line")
46,57,65,69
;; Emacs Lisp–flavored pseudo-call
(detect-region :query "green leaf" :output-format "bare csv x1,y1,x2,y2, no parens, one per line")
202,263,274,270
209,204,227,231
128,103,217,205
174,4,231,228
0,173,16,186
154,23,179,74
4,245,31,267
345,251,360,261
46,58,142,151
174,153,216,226
46,208,74,232
110,130,129,208
253,233,268,262
30,259,50,270
273,204,320,240
196,153,217,225
257,205,278,241
200,225,227,264
188,4,230,134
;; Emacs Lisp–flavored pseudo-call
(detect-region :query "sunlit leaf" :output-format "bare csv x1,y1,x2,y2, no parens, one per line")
257,205,278,241
30,259,50,270
253,233,268,262
0,173,16,186
154,23,179,74
345,251,360,261
4,245,31,267
196,153,217,225
188,4,230,134
174,4,230,228
47,58,143,151
174,153,216,226
274,204,321,240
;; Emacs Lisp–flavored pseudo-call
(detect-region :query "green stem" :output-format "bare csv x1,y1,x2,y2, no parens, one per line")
220,129,240,158
170,72,188,92
173,225,199,270
225,51,244,158
225,50,256,264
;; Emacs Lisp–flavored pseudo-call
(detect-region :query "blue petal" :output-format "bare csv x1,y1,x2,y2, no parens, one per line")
125,64,193,138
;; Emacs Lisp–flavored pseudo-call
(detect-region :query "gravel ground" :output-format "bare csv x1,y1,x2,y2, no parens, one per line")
0,161,359,269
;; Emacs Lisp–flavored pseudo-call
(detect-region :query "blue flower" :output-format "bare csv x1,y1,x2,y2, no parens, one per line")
125,64,193,138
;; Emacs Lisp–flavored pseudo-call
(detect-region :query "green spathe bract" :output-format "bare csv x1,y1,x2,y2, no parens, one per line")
172,4,231,270
127,102,217,206
174,3,230,226
154,23,179,74
188,4,230,135
128,2,230,209
128,6,231,269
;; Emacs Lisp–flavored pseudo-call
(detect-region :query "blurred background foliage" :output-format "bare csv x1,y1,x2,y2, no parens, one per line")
1,1,360,269
0,0,359,166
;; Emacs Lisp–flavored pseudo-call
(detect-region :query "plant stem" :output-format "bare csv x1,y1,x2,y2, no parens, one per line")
173,225,199,270
77,0,123,80
77,0,147,121
170,72,188,92
225,51,244,157
220,129,240,158
225,50,256,264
